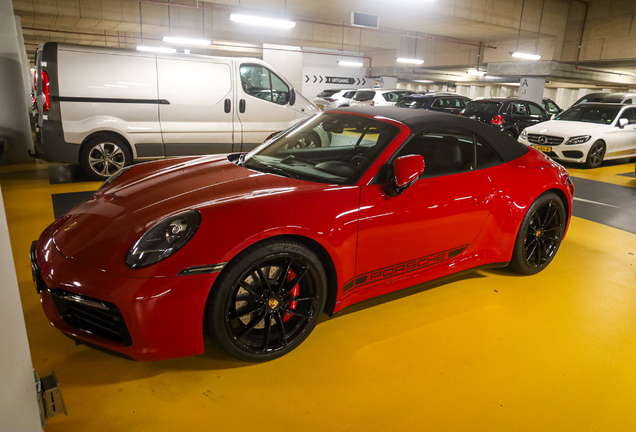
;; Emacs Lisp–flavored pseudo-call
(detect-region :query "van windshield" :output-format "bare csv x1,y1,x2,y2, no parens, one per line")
243,113,400,185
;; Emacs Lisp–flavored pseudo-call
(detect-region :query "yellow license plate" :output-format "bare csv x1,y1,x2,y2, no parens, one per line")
317,105,324,109
532,145,551,152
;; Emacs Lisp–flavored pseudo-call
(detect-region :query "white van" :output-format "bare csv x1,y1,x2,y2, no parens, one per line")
33,43,319,179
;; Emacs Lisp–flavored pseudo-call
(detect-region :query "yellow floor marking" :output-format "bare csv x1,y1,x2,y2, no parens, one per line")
565,159,636,189
2,162,636,431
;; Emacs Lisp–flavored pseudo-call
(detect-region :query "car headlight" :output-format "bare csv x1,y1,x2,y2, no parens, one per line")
98,165,132,191
126,210,201,268
565,135,591,145
520,129,527,140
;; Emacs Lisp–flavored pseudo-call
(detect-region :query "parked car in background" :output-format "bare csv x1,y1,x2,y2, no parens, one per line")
349,89,414,107
598,93,636,104
33,42,318,180
508,96,563,116
461,98,549,138
571,92,609,107
519,103,636,168
32,107,573,362
395,94,471,115
313,89,357,109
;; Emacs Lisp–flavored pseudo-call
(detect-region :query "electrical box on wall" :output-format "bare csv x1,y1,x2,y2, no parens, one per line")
351,12,379,29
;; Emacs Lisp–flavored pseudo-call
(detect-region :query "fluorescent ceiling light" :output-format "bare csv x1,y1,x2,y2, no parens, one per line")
338,60,363,67
467,69,487,76
162,36,211,46
510,51,542,60
229,14,296,29
396,58,425,65
136,46,177,54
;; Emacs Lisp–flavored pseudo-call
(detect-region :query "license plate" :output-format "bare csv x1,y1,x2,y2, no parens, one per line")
317,105,324,109
532,145,551,152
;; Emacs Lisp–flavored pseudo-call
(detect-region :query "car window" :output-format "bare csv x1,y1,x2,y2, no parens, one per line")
546,100,559,113
432,99,444,108
245,113,399,185
353,91,375,101
528,102,544,116
382,92,403,102
512,102,528,115
619,108,636,124
396,98,425,109
625,99,633,104
463,101,501,114
393,128,476,177
344,91,356,98
317,90,339,98
448,98,464,108
600,95,624,103
475,134,503,169
240,64,289,105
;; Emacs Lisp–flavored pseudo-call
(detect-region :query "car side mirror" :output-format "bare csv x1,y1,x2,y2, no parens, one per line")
386,154,425,197
289,89,296,106
619,118,628,128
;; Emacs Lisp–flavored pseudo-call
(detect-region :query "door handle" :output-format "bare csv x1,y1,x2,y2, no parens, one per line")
224,98,231,113
239,99,246,113
470,194,493,205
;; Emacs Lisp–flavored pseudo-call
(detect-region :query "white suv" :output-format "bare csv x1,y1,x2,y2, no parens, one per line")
349,89,414,107
313,89,357,109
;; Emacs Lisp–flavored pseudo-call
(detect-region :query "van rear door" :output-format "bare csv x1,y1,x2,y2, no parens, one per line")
157,57,235,155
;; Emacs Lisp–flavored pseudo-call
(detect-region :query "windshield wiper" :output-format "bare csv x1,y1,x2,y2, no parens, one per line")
252,163,301,180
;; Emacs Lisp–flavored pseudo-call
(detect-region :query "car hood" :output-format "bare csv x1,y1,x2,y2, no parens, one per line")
524,120,611,137
50,155,322,266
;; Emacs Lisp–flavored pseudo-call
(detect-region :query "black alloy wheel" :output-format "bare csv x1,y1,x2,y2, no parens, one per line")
585,141,605,168
509,192,566,275
288,132,321,149
206,239,326,362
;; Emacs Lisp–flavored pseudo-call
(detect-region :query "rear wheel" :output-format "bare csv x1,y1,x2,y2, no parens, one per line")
205,239,327,362
80,135,132,181
585,141,605,168
508,192,566,275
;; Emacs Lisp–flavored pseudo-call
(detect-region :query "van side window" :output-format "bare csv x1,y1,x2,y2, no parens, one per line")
240,64,290,105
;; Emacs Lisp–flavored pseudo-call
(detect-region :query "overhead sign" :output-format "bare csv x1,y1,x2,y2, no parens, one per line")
304,75,366,85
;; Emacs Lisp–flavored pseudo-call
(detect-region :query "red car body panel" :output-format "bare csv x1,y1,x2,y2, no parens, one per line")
34,110,573,361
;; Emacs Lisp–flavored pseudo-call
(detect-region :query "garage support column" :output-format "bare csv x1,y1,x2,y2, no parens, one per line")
519,76,545,105
0,10,34,164
381,77,398,88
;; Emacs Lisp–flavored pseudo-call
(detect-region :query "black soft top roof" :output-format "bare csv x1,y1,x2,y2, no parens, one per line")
329,107,529,162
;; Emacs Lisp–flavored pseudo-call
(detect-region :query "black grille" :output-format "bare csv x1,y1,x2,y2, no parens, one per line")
50,289,132,347
563,150,584,158
527,134,564,146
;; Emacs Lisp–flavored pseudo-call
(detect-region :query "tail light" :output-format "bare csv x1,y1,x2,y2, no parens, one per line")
370,101,376,106
42,70,50,111
264,130,282,142
490,115,503,125
324,98,336,102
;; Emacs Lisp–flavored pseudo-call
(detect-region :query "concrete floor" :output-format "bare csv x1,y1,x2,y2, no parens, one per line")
1,160,636,431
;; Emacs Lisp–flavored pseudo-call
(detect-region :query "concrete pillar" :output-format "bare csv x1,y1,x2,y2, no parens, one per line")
519,77,545,105
0,11,34,164
381,77,398,88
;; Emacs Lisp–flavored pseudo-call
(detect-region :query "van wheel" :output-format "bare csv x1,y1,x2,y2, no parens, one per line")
80,135,132,181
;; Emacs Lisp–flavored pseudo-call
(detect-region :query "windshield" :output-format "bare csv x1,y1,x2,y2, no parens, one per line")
463,101,501,115
555,105,621,124
353,91,375,101
599,95,624,103
317,90,339,98
243,113,400,185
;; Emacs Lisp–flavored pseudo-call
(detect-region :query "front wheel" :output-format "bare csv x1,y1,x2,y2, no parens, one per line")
585,141,605,168
80,135,132,181
508,192,566,275
205,239,327,362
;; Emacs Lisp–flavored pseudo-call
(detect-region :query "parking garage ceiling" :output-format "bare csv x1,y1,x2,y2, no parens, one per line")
11,0,636,87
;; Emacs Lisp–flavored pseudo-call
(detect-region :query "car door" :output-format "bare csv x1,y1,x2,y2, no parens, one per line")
236,63,298,152
609,107,636,158
527,101,548,125
157,57,235,156
446,97,465,115
354,127,495,293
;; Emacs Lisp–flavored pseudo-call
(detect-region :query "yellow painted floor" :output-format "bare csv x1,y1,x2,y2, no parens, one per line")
2,161,636,431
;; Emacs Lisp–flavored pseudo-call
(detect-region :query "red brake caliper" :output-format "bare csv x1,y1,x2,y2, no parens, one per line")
283,269,299,322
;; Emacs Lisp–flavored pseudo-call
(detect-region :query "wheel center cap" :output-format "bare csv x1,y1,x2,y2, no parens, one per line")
536,229,542,237
268,298,279,309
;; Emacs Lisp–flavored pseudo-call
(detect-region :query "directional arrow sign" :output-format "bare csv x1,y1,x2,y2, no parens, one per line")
305,75,309,83
313,75,317,83
325,76,355,85
356,78,360,85
319,76,323,83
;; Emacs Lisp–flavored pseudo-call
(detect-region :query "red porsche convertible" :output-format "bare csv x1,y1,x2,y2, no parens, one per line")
31,107,573,362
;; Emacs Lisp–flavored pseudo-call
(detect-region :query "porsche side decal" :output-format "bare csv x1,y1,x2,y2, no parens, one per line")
343,244,469,293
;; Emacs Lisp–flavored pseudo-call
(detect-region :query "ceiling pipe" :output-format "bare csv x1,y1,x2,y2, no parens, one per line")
573,0,589,69
136,0,497,50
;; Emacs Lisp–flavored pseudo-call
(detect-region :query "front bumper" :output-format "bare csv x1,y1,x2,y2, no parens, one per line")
32,227,220,361
519,136,589,164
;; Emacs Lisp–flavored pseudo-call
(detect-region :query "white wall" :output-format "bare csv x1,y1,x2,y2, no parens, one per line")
301,50,368,101
262,44,303,94
0,183,42,432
